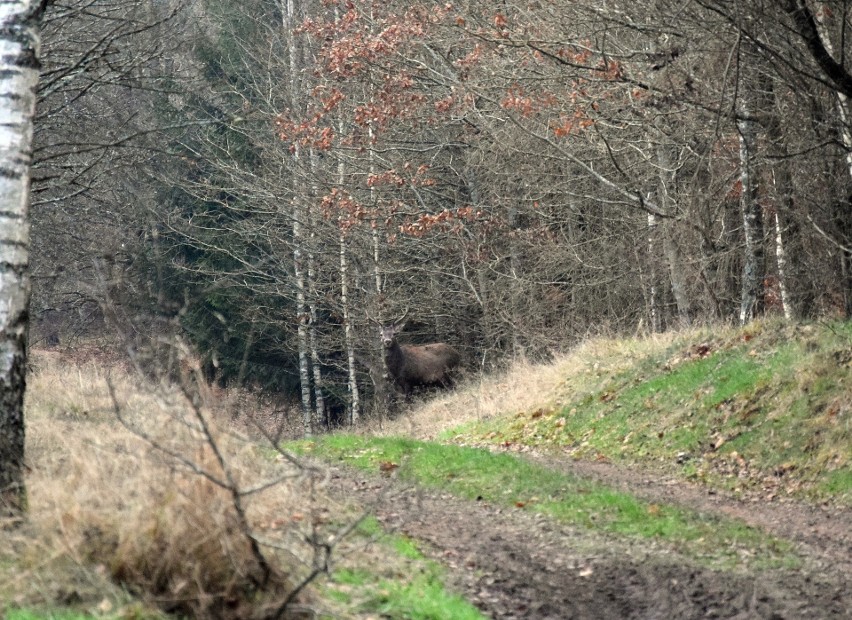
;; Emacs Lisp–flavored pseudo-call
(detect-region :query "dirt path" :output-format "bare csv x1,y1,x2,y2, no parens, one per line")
325,458,851,619
527,453,852,577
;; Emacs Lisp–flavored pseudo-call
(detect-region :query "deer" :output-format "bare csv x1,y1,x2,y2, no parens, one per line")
371,309,461,400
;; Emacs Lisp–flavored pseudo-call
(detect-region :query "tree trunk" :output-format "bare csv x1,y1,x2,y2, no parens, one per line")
646,212,662,333
294,199,312,435
768,135,799,319
813,5,852,316
0,0,42,519
737,103,765,324
368,126,383,298
339,229,360,425
773,211,793,320
336,122,360,425
662,222,691,327
655,139,691,326
308,150,325,429
283,0,312,435
367,125,395,416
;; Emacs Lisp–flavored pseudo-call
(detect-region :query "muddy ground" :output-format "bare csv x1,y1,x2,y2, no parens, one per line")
324,456,851,619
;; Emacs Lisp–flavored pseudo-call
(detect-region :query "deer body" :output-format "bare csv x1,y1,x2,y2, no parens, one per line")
378,313,461,398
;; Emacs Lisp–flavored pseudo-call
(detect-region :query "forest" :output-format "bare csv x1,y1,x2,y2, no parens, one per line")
1,1,852,617
12,0,852,431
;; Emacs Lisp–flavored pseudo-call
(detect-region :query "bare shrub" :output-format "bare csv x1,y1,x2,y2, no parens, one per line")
78,447,290,618
15,349,338,618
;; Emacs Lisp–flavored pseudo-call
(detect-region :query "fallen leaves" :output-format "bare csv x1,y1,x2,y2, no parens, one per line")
379,461,400,476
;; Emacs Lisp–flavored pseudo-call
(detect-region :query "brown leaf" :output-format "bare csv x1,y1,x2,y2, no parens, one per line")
379,461,399,475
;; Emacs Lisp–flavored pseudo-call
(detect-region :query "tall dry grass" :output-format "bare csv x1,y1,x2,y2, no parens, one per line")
2,350,331,619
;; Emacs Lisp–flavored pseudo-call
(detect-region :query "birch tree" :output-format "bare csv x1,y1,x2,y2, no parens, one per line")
0,0,44,519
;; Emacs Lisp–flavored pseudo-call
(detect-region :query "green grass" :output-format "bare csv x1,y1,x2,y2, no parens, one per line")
291,435,796,568
820,469,852,496
321,516,485,619
354,516,424,560
445,320,852,503
366,576,485,620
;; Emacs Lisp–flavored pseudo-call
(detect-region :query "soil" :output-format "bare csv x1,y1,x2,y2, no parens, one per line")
324,455,852,619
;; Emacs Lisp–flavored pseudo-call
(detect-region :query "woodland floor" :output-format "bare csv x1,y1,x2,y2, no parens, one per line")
324,454,852,619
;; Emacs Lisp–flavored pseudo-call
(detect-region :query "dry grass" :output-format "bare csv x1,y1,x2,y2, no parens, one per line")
2,350,334,619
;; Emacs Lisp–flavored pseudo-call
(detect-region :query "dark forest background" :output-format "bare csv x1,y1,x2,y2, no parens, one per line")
30,0,852,433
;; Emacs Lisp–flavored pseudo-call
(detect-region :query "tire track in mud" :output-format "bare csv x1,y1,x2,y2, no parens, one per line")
526,454,852,577
326,464,851,619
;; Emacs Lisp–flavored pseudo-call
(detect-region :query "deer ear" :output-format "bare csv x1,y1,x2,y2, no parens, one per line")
394,321,407,333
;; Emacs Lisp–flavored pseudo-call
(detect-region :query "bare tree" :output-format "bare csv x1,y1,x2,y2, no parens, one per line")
0,0,45,519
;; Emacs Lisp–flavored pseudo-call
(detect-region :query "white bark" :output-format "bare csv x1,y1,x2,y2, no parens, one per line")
774,211,792,320
737,104,764,325
308,150,325,428
0,0,41,517
646,212,661,333
340,229,360,425
368,126,382,297
814,5,852,180
763,75,799,320
283,0,312,435
336,122,360,425
293,194,312,436
814,5,852,315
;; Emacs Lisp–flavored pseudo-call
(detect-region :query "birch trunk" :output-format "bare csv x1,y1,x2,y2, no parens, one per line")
737,103,765,324
774,211,792,320
336,122,360,425
367,123,394,415
308,150,325,428
646,212,661,333
283,0,312,435
767,78,799,320
340,228,360,425
0,0,41,518
308,241,324,429
368,126,382,298
293,193,312,435
814,5,852,177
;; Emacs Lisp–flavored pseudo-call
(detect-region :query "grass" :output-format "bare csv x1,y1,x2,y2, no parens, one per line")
290,435,796,568
320,517,486,619
9,319,851,616
8,349,486,620
3,350,322,618
436,319,852,503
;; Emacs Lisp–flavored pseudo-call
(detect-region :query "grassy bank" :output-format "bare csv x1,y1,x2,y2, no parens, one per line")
389,319,851,505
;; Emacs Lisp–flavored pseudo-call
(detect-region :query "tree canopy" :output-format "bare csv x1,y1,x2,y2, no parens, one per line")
25,0,852,433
